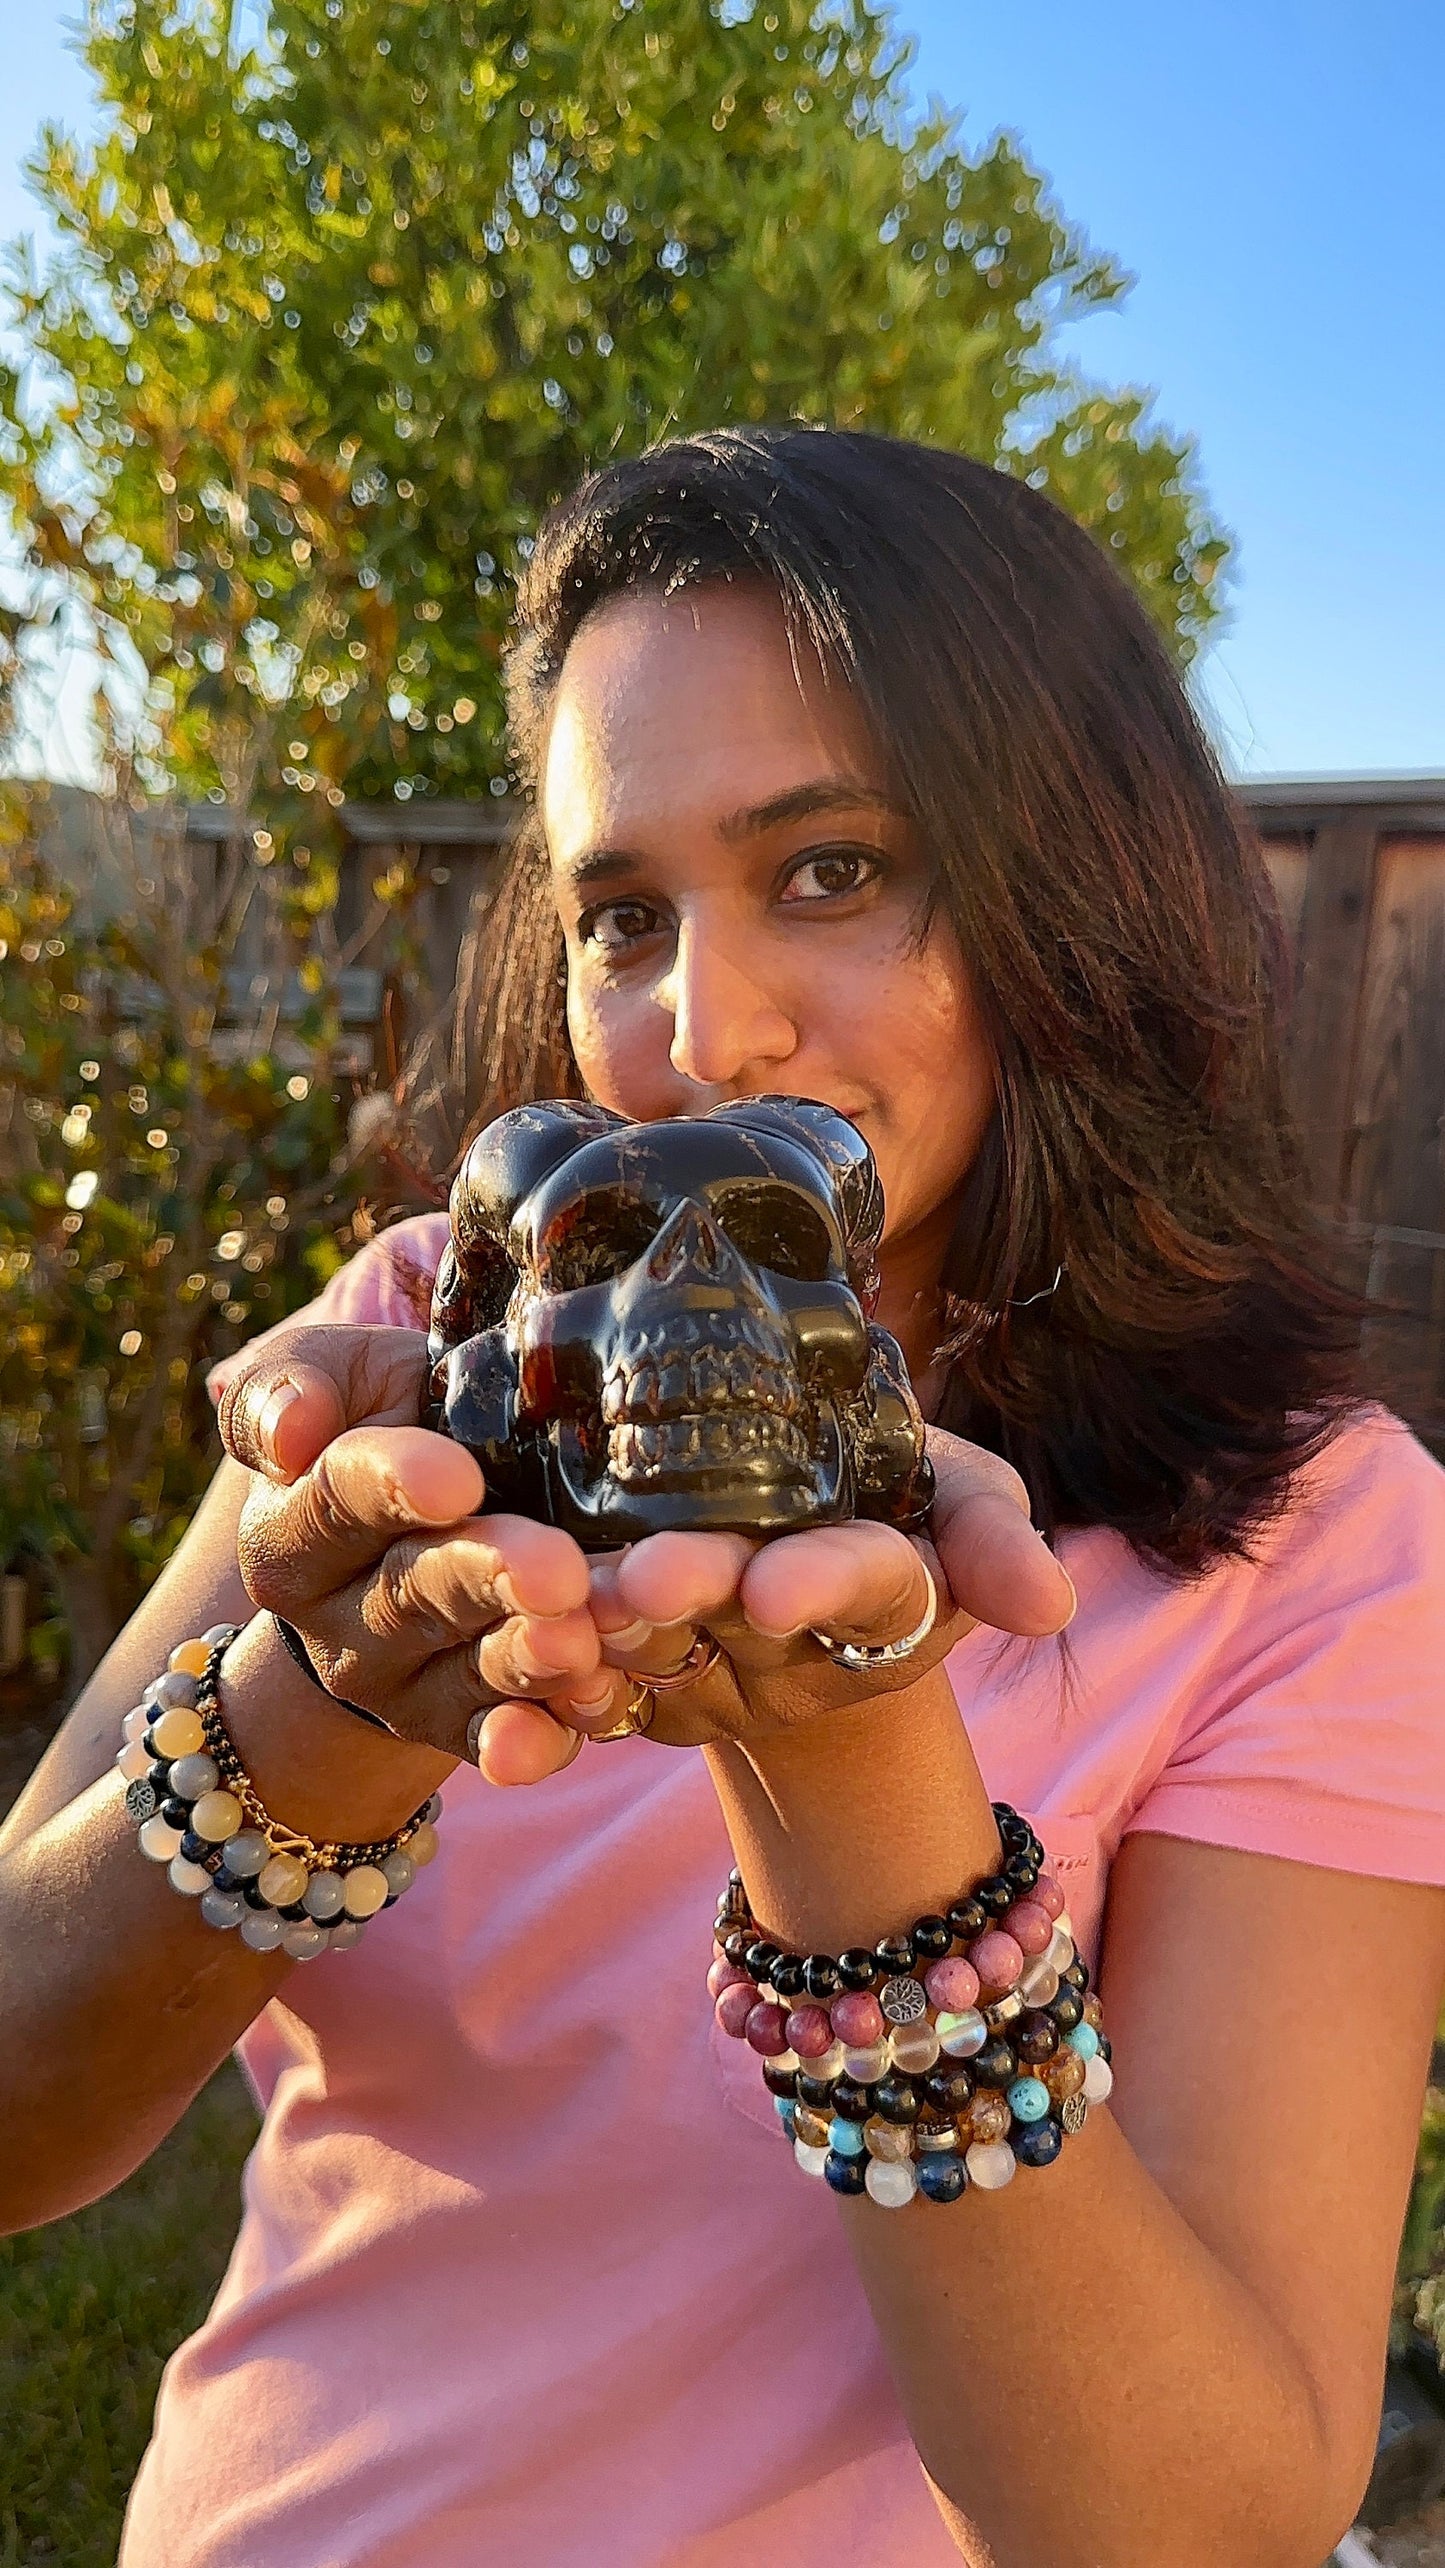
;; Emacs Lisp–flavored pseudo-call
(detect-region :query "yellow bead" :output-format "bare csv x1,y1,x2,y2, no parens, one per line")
190,1790,242,1843
863,2117,913,2163
168,1638,213,1679
342,1864,389,1918
150,1705,205,1760
407,1822,439,1867
257,1853,309,1907
793,2104,831,2149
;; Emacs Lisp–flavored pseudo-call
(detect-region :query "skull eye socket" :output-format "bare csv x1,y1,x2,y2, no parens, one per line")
710,1184,836,1283
536,1192,665,1292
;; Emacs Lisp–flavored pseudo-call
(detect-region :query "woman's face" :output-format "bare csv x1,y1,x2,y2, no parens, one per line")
540,581,996,1277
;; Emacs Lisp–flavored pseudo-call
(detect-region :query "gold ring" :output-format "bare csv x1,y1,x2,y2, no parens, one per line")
627,1634,721,1694
587,1678,657,1744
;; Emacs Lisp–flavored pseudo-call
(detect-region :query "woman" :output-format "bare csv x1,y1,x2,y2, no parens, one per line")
4,428,1445,2568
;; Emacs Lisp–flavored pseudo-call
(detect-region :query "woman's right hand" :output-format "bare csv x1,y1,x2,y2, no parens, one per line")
217,1325,626,1764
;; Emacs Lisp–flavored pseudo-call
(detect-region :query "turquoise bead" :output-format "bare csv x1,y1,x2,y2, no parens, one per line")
828,2117,867,2156
1006,2076,1050,2123
1067,2023,1100,2060
774,2097,797,2136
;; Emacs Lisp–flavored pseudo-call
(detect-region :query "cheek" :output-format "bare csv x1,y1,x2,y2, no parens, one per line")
565,968,667,1118
863,941,996,1218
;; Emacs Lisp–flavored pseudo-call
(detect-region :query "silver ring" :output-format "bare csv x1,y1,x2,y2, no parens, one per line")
809,1565,938,1673
625,1634,721,1694
587,1679,657,1744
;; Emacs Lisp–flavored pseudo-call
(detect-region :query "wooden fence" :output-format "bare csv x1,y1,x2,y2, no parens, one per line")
176,770,1445,1460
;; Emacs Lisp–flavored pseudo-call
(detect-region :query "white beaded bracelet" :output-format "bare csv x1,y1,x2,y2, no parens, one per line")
117,1627,442,1960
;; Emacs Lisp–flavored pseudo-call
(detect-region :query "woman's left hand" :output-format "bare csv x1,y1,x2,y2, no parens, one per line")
475,1429,1076,1782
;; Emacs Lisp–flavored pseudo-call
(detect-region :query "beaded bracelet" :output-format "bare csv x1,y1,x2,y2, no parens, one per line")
708,1803,1113,2207
116,1628,442,1961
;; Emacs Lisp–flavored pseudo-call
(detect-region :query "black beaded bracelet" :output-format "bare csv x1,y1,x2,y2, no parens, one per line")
715,1804,1061,2004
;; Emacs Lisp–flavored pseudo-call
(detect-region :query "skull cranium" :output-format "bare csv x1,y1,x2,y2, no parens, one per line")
428,1096,933,1545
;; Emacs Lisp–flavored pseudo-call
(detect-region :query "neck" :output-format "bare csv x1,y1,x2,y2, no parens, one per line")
872,1202,956,1423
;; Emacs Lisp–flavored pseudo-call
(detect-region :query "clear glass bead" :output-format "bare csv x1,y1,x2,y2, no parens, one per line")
888,2024,940,2074
240,1908,285,1952
1047,1928,1075,1975
865,2157,917,2209
168,1751,221,1802
223,1830,268,1880
200,1887,247,1932
842,2041,889,2082
1017,1959,1060,2008
936,2008,987,2057
303,1869,346,1920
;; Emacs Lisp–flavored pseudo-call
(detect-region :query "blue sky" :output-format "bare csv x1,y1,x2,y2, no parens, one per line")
2,0,1441,780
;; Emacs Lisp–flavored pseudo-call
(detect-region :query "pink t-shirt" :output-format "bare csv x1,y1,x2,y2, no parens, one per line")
122,1217,1445,2568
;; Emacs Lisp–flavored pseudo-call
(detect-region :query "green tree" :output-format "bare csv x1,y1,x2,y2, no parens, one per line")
1,0,1226,827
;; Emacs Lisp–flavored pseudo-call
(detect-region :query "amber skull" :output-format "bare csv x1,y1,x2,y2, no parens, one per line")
426,1096,934,1545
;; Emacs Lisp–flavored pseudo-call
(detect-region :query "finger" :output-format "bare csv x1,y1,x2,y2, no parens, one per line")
612,1532,758,1636
238,1424,485,1616
739,1521,934,1644
926,1428,1076,1636
471,1699,586,1788
219,1326,432,1483
473,1604,603,1703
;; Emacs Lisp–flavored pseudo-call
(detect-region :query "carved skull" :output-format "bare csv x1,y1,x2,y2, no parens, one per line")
427,1095,934,1545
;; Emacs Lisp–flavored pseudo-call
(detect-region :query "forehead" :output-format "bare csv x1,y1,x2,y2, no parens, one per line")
524,1120,836,1230
540,582,883,851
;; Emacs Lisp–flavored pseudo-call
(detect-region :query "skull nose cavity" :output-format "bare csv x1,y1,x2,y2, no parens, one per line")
646,1197,728,1285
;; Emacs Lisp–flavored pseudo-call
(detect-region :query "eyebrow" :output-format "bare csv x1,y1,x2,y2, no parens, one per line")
559,778,906,890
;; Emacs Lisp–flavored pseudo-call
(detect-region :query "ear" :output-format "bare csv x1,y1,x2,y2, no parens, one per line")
451,1100,626,1274
711,1095,886,1266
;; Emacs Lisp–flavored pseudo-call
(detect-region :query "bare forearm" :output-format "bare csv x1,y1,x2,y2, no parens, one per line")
703,1684,1354,2568
0,1615,448,2232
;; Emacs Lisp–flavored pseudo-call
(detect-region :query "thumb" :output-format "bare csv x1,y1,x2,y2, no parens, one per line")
925,1426,1076,1638
217,1325,431,1484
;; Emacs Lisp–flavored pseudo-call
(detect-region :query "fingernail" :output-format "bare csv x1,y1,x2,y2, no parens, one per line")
1057,1568,1078,1628
258,1382,301,1460
599,1617,655,1654
745,1614,805,1642
565,1676,617,1716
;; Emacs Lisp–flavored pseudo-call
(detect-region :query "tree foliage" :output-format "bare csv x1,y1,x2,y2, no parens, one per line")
1,0,1227,822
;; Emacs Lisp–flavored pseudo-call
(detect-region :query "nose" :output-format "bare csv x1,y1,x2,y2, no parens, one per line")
659,916,797,1095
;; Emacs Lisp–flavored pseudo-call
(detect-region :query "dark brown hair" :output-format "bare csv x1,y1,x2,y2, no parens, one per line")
402,425,1362,1573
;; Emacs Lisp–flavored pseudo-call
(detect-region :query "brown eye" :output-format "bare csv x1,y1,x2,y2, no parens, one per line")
711,1185,835,1282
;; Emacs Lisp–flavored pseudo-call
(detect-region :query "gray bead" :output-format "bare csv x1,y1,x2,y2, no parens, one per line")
145,1670,199,1710
239,1908,284,1952
303,1870,346,1920
380,1850,416,1898
326,1917,365,1952
281,1919,328,1961
168,1751,220,1802
224,1829,269,1879
200,1887,247,1931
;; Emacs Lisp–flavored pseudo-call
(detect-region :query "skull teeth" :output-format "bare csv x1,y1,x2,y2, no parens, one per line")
603,1344,802,1426
609,1413,811,1484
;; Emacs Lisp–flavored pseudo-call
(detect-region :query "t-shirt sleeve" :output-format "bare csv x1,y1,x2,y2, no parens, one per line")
205,1212,449,1405
1125,1411,1445,1885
